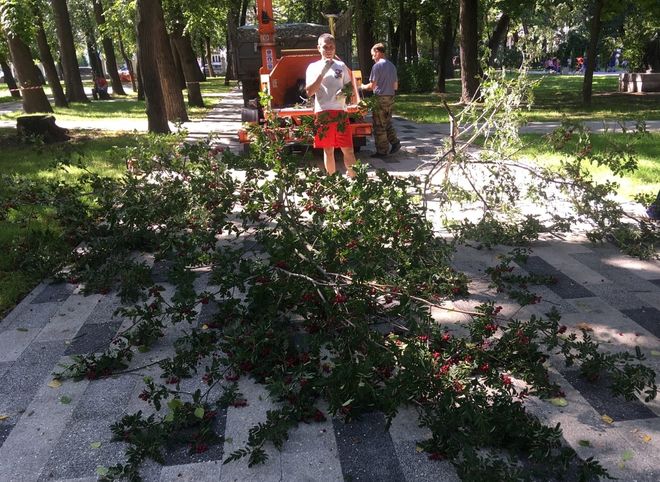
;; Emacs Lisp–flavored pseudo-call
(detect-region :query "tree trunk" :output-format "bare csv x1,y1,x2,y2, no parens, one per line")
355,0,376,77
205,36,215,77
136,59,144,100
225,4,239,85
0,55,21,99
92,0,127,95
240,0,249,26
437,10,456,92
5,34,53,113
582,0,604,106
487,13,510,67
50,0,89,102
397,0,407,64
136,0,169,133
35,17,68,107
170,36,187,90
118,32,137,92
459,0,480,103
388,19,398,63
172,32,205,107
86,36,104,76
151,3,188,121
410,13,418,63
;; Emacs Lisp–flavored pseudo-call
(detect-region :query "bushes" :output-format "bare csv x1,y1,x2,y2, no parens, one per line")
397,58,436,93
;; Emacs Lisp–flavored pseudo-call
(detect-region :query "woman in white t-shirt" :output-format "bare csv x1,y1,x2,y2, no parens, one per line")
305,34,357,177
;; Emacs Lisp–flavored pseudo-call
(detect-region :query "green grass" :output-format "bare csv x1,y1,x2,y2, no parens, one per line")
395,74,660,124
516,132,660,200
0,77,237,121
0,128,142,316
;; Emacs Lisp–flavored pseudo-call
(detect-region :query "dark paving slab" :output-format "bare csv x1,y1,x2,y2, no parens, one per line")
620,307,660,338
64,322,122,356
0,422,14,450
333,412,405,481
151,260,174,283
522,256,595,299
0,341,66,421
31,282,74,304
649,279,660,288
162,407,227,466
562,370,657,422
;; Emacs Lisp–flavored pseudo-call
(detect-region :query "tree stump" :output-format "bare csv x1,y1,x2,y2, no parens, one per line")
16,115,70,143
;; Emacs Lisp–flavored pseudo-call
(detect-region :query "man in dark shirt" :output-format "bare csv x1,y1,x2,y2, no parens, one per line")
360,43,400,158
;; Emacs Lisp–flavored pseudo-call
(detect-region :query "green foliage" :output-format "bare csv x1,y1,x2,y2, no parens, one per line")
0,0,35,42
397,59,436,93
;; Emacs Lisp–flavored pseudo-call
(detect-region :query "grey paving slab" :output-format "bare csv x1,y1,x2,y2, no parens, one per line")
0,301,61,363
31,281,74,304
64,321,122,356
34,293,103,343
521,255,595,298
159,460,223,481
620,307,660,338
561,370,657,421
0,341,66,422
333,412,405,482
583,282,649,310
84,293,124,325
0,375,89,481
573,252,660,289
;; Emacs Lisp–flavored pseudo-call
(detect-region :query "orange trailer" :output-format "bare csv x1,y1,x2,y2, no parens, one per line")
238,0,372,152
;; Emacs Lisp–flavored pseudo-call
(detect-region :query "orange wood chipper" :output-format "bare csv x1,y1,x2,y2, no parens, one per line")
238,0,372,153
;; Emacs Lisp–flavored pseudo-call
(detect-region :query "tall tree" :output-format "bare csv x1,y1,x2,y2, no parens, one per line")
136,0,169,132
151,0,188,121
50,0,89,102
92,0,126,95
0,1,52,112
581,0,604,105
0,52,21,99
33,7,68,107
459,0,479,102
354,0,376,78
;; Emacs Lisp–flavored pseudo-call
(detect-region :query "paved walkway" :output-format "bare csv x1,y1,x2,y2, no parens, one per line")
0,91,659,482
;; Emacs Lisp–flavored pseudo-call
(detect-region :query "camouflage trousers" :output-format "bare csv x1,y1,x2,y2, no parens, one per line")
372,95,399,155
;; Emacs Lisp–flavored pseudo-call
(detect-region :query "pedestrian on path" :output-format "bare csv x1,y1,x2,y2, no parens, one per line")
305,33,357,177
360,43,400,158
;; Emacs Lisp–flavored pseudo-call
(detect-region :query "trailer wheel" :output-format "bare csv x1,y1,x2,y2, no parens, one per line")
352,136,366,153
241,108,260,123
241,78,260,106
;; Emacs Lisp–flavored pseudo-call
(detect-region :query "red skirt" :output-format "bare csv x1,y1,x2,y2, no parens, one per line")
313,110,353,148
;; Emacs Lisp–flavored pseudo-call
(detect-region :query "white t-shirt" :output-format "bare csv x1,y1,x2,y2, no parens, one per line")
305,59,351,112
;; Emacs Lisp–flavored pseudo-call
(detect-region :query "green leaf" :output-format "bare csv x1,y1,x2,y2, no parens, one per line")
59,395,72,405
164,412,174,422
621,450,634,462
90,441,102,449
578,439,591,447
96,466,109,476
548,397,568,407
16,327,28,332
167,398,182,411
194,406,205,419
650,350,660,357
341,399,354,407
137,345,150,353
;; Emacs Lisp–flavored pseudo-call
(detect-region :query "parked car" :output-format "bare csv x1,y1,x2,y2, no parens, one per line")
118,69,132,82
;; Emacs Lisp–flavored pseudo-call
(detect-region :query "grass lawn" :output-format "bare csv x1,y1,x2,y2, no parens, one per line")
516,132,660,200
0,128,143,316
395,74,660,124
0,77,237,121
